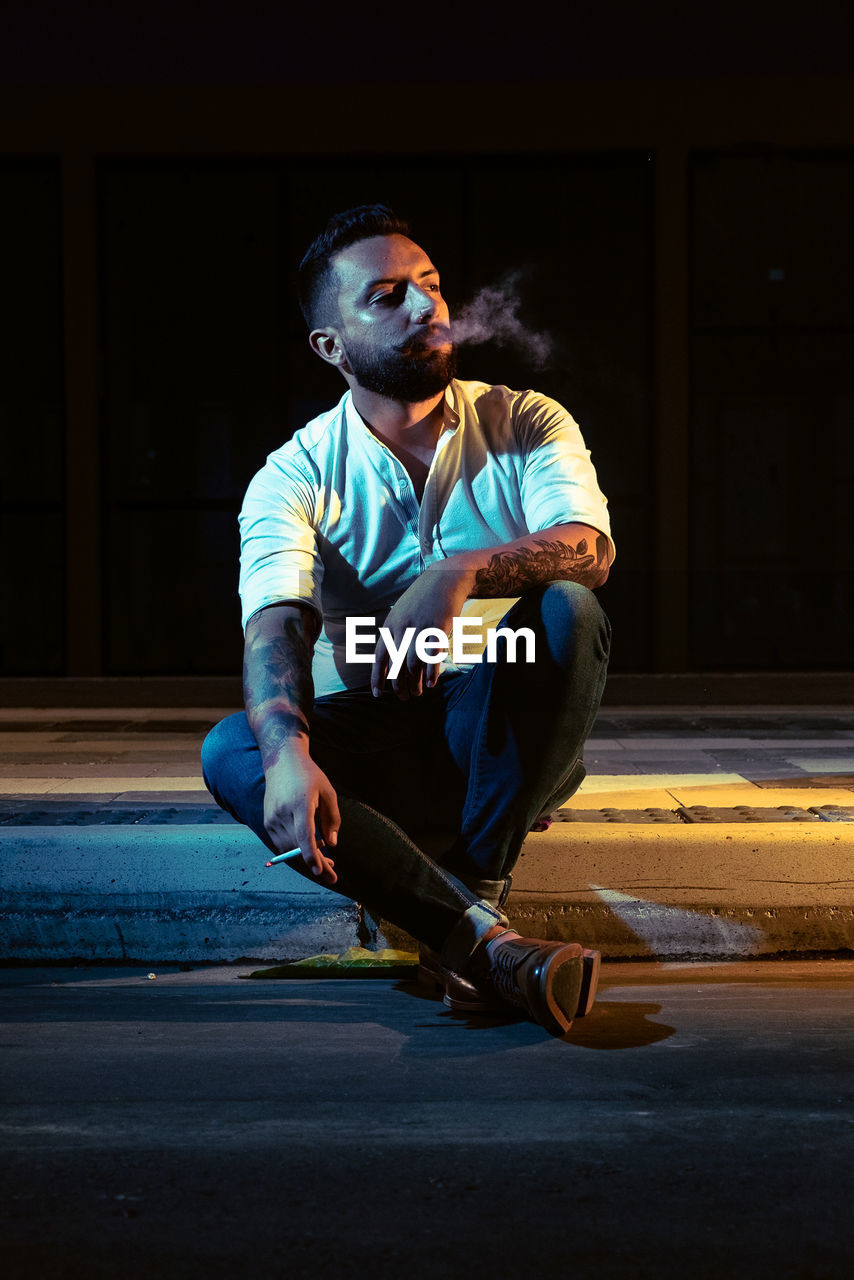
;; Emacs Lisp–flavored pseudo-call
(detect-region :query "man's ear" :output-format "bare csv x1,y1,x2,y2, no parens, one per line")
309,327,351,374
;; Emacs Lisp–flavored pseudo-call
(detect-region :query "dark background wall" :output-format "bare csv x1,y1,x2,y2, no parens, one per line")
1,3,853,683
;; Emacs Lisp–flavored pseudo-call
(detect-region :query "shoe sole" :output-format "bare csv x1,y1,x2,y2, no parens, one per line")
537,946,598,1036
577,949,601,1018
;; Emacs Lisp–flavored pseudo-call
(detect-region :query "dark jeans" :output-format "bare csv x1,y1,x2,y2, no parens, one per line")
201,582,611,963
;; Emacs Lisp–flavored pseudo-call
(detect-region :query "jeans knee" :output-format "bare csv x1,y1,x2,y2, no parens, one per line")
539,581,611,663
200,712,245,791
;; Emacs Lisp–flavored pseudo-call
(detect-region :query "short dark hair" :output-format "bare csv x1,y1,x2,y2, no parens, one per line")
297,204,412,330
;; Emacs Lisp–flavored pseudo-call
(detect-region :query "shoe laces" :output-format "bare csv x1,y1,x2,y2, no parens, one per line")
484,937,526,1008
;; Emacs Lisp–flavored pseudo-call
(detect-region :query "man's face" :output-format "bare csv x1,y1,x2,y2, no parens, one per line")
327,234,457,401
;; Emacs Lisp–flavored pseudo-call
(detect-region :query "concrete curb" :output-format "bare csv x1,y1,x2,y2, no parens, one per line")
380,822,854,959
0,827,362,962
2,822,854,962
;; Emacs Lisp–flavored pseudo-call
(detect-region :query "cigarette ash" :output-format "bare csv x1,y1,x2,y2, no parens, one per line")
451,270,554,370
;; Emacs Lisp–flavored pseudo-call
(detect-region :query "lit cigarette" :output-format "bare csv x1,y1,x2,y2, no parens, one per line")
265,847,302,867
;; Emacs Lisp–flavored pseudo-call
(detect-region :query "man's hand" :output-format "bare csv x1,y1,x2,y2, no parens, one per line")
263,743,340,886
370,523,612,700
371,562,474,700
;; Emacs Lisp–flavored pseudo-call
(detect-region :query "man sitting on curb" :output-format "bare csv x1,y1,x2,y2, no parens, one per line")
202,204,614,1036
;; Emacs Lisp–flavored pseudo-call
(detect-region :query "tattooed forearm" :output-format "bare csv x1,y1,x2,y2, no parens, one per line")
243,609,316,767
472,532,611,597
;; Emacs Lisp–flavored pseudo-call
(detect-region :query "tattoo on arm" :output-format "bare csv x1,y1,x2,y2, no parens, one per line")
472,532,611,597
243,614,316,766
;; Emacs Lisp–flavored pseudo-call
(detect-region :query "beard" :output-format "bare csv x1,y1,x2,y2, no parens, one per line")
343,331,458,402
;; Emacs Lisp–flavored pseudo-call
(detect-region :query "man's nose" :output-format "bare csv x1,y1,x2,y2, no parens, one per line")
408,283,439,322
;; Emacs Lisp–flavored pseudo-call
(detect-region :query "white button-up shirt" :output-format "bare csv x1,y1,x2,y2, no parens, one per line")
239,379,614,697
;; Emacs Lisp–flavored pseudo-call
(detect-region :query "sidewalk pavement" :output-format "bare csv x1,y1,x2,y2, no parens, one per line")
2,704,853,963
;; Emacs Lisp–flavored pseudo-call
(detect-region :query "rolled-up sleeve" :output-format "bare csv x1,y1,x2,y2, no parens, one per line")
515,391,615,564
238,454,324,631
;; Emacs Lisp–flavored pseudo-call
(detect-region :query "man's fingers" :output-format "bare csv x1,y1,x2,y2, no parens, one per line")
378,626,445,699
294,811,325,876
266,812,335,882
371,644,389,698
318,854,338,886
318,788,341,849
295,804,339,885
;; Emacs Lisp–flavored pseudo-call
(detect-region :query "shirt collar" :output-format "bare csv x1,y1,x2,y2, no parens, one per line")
342,382,462,439
443,381,461,433
343,390,367,440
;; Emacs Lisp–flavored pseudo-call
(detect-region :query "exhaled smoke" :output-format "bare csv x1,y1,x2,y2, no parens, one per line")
451,270,554,369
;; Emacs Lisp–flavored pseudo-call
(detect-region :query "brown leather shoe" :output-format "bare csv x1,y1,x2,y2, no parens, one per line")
417,945,499,1012
468,926,601,1035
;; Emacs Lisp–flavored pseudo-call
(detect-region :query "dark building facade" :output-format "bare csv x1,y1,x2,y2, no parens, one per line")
1,75,852,683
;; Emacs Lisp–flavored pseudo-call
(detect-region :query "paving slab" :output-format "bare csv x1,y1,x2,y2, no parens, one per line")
105,790,216,804
753,774,854,788
612,737,854,749
0,707,236,723
560,788,683,808
785,756,854,771
0,779,66,794
667,784,854,806
576,772,751,792
48,776,206,793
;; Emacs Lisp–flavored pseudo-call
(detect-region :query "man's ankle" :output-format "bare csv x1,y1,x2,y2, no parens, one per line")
438,902,508,975
458,875,513,911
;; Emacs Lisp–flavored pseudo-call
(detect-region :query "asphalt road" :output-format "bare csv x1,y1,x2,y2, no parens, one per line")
2,960,853,1279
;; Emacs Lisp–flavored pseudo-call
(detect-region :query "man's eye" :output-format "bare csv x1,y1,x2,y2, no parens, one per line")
370,287,403,306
